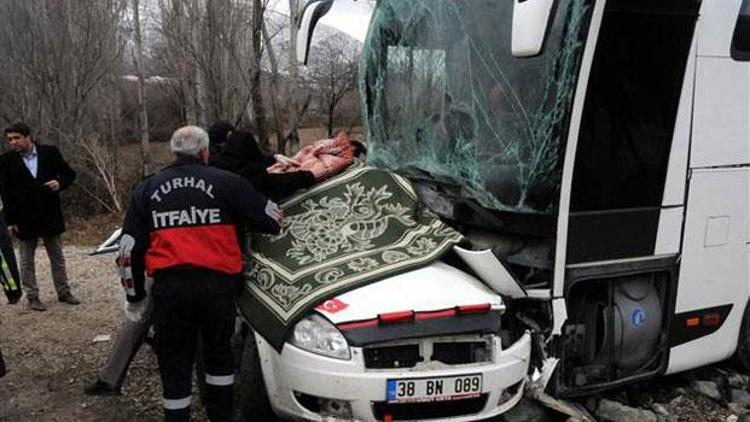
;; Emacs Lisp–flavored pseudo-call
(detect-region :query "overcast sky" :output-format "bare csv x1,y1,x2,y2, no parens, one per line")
269,0,374,41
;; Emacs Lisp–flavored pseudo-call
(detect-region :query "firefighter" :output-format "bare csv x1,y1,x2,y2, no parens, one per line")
119,126,282,421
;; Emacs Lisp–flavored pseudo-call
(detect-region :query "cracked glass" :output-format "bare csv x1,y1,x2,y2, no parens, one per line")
360,0,594,216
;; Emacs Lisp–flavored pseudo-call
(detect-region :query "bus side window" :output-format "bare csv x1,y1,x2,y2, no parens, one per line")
732,0,750,61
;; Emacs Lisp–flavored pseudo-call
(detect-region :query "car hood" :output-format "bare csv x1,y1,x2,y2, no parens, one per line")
313,261,504,325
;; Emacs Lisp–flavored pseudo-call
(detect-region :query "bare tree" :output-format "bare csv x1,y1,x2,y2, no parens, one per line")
282,0,303,153
157,0,273,132
262,17,286,151
132,0,151,177
308,34,360,137
0,0,128,213
249,0,269,147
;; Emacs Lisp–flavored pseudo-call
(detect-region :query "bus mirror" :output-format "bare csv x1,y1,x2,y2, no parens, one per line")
297,0,334,65
512,0,555,57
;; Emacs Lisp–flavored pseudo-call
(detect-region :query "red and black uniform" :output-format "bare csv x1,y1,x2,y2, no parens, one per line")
121,154,281,422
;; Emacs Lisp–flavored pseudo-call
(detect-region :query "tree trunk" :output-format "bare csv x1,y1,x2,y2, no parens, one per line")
327,102,335,137
261,19,286,153
190,0,206,126
173,0,197,124
285,0,301,153
132,0,150,177
249,0,268,149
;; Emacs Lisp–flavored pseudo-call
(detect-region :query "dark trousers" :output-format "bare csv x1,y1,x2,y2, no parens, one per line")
152,270,238,422
0,346,6,378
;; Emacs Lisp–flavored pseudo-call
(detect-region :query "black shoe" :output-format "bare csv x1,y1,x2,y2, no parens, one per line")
58,293,81,305
84,380,121,396
0,348,6,378
28,298,47,311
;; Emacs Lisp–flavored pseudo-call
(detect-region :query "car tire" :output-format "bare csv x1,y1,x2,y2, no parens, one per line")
734,299,750,370
234,325,277,422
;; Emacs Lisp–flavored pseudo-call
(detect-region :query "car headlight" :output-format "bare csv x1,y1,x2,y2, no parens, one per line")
290,313,351,360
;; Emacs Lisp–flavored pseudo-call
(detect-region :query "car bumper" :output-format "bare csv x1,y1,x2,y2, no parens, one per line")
254,332,532,422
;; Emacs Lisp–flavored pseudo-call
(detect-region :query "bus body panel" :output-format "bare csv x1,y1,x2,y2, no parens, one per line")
659,30,697,209
655,207,684,255
697,0,743,57
692,56,750,168
665,0,750,375
667,167,750,373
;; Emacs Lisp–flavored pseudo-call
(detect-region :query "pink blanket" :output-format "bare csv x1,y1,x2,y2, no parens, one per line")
267,132,355,179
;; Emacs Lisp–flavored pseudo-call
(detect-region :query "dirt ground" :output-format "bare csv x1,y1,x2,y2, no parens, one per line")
0,243,168,421
0,213,742,422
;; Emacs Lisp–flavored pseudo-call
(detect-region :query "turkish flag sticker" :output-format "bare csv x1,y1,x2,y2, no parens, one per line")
316,298,349,314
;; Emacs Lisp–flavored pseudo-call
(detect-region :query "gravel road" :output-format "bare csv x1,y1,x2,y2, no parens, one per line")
0,245,746,422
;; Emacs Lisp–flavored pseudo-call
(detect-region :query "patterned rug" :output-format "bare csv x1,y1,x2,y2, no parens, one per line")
237,166,463,350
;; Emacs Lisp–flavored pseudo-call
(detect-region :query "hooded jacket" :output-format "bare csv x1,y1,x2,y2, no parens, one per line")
211,131,316,200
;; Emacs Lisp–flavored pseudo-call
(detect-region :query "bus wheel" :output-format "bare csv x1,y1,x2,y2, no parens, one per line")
734,299,750,370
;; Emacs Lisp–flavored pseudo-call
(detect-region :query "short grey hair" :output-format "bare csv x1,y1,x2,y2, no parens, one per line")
170,126,210,157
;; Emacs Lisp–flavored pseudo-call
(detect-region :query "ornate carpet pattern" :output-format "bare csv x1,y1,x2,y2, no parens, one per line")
237,167,463,350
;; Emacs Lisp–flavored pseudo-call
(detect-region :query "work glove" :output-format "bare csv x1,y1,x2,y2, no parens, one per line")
123,276,153,323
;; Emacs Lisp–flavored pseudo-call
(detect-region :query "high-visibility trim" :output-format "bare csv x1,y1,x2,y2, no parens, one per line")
146,225,242,275
205,373,234,386
162,396,191,410
0,252,18,290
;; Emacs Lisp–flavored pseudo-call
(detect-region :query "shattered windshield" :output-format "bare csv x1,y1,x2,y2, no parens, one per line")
360,0,593,214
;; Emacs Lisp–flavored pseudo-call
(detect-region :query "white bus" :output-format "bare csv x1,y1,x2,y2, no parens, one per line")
226,0,750,420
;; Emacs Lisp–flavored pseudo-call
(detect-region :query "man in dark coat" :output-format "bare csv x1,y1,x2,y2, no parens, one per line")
0,122,79,311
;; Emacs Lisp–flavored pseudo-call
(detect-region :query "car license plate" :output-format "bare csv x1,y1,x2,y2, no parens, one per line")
386,374,482,403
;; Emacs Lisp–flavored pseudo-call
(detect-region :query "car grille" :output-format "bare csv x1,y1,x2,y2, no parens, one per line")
372,394,488,420
364,344,421,369
432,341,489,365
363,335,493,369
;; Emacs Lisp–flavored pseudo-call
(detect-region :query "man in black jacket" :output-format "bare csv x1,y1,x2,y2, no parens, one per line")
0,122,78,311
120,126,282,421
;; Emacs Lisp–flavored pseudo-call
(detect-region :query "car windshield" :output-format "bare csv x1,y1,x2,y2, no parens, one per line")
360,0,594,214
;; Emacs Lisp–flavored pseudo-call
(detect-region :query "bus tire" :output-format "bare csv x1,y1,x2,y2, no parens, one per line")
734,299,750,370
234,327,277,422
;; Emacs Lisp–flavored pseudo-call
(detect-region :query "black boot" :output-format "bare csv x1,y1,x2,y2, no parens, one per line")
0,347,7,378
205,384,233,421
84,379,122,396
